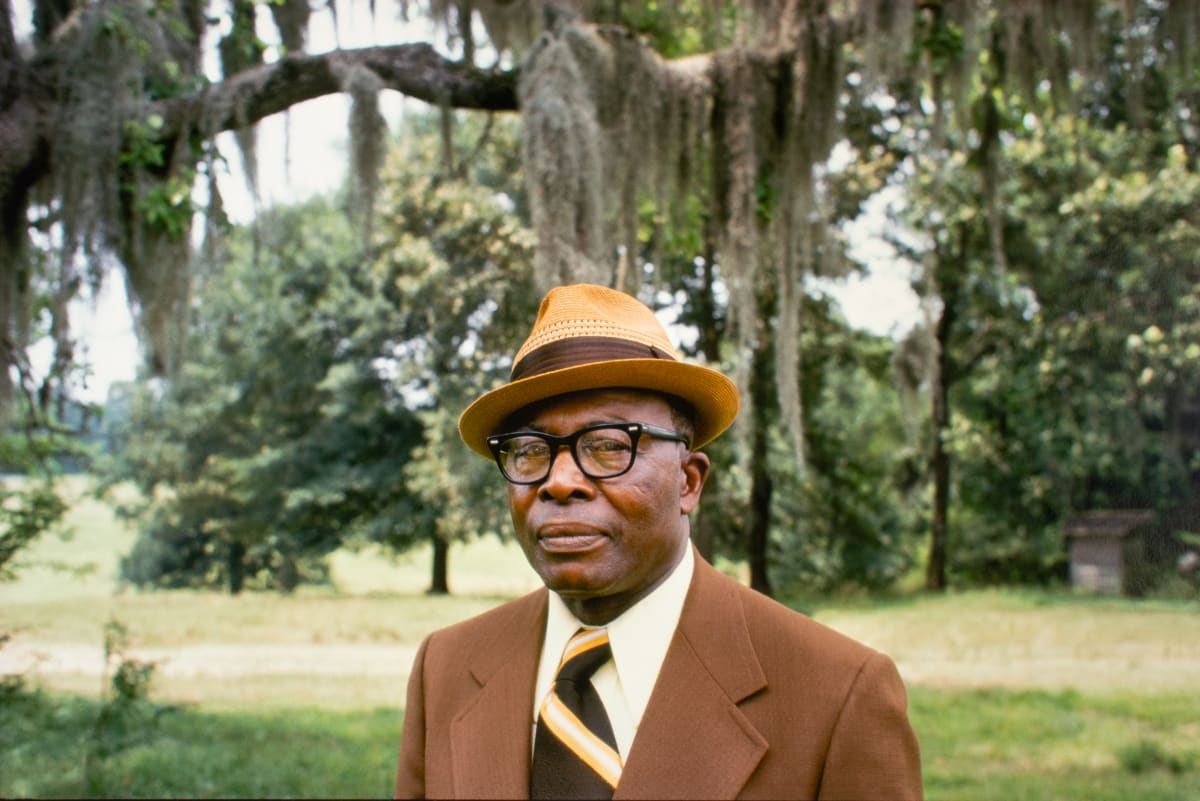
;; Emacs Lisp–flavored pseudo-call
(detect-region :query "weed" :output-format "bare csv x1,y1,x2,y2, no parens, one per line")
84,618,173,795
1117,738,1193,775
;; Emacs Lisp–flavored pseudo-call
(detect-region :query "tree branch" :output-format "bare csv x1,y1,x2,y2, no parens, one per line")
162,43,520,138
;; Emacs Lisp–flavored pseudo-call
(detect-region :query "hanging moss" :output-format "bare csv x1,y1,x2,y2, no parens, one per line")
269,0,311,55
508,4,849,462
13,0,1195,422
219,0,266,203
30,0,203,380
517,26,610,288
472,0,554,57
341,64,388,249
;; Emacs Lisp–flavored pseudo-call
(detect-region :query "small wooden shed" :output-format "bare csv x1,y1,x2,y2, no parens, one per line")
1064,509,1154,594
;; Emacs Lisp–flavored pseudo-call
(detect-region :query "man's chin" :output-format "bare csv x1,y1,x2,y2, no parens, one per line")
538,565,612,599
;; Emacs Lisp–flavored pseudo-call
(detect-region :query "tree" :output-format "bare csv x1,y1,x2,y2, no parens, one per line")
1012,129,1200,510
1,0,1163,412
99,109,536,593
875,1,1200,589
372,111,538,593
8,0,1198,595
99,195,431,592
1,0,518,414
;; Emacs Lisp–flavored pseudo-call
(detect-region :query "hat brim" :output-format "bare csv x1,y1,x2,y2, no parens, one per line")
458,359,741,457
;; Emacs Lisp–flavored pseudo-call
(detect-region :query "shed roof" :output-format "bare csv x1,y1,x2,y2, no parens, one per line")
1064,509,1155,539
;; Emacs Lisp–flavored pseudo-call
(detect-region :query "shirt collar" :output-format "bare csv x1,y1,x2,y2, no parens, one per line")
539,545,694,723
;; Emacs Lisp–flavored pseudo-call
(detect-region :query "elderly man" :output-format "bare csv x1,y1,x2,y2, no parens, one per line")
394,284,922,800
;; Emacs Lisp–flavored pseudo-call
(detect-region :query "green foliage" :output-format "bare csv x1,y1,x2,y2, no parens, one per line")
605,1,738,57
217,0,267,77
98,195,428,592
772,301,918,592
136,170,197,240
373,111,539,553
119,116,168,170
911,10,965,76
0,477,68,581
119,111,204,242
97,110,538,594
870,0,1200,588
1007,128,1200,512
0,406,77,583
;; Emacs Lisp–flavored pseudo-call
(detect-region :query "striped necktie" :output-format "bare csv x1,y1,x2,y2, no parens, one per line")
530,627,622,799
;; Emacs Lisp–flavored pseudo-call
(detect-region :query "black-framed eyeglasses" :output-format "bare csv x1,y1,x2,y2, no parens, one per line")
486,422,690,485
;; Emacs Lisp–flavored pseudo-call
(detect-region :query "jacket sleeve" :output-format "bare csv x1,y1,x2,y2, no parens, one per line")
819,651,923,801
394,635,431,799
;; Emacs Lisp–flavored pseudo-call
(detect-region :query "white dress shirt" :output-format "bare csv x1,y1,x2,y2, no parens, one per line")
532,545,695,762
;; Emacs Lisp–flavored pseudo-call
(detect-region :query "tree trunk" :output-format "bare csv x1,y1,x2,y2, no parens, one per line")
429,533,451,595
690,226,722,566
748,331,774,597
692,468,716,563
924,226,965,592
227,540,247,595
276,555,299,594
697,218,722,363
925,367,950,592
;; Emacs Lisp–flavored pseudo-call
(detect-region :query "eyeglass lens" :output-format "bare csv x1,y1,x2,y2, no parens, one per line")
495,426,638,483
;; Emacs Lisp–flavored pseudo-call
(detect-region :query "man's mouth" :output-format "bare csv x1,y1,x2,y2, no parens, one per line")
535,523,607,553
538,533,606,552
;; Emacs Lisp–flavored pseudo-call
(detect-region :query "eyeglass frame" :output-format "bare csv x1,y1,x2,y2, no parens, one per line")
486,422,691,485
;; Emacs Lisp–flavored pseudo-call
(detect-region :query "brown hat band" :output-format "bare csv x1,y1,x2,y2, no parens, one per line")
511,337,676,381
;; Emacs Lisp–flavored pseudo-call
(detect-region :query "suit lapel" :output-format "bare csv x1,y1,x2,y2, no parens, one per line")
450,590,548,799
615,555,768,799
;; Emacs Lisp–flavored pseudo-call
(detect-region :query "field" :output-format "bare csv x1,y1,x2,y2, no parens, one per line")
2,476,1200,799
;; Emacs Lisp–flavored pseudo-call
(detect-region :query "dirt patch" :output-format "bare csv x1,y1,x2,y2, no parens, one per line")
1,639,418,680
6,633,1199,694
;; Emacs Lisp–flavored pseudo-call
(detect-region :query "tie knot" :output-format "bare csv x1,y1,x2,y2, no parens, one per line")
556,628,611,684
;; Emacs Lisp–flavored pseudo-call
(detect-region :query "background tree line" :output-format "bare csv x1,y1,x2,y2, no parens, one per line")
3,1,1198,598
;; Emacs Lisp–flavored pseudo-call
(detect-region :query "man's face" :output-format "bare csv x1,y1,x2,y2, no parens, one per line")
503,390,710,624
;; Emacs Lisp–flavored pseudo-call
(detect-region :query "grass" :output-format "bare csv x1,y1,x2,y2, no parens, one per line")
3,682,1196,799
0,688,402,798
3,475,1200,798
912,688,1200,800
813,588,1200,693
3,476,540,647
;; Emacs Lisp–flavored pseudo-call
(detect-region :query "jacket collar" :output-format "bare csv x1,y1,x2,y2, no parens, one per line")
450,588,548,799
615,552,769,798
447,551,770,800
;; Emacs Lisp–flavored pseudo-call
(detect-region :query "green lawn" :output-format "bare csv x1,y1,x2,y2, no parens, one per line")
2,476,1199,799
3,682,1196,799
0,689,403,799
912,688,1198,801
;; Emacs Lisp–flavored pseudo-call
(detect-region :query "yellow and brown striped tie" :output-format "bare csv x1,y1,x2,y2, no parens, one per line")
530,627,622,799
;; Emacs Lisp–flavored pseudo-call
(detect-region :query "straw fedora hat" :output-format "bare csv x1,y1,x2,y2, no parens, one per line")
458,284,740,457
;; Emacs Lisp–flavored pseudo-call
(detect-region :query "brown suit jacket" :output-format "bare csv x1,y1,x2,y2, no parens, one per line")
395,552,922,800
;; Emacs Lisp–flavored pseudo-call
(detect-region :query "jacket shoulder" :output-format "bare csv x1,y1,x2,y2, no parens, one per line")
420,587,548,655
696,560,884,672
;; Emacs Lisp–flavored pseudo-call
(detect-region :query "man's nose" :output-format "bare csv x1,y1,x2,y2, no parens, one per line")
539,445,593,500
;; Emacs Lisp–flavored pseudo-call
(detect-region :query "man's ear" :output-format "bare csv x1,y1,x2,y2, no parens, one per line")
679,450,710,515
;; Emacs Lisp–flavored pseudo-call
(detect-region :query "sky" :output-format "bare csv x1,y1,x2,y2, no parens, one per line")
14,1,922,404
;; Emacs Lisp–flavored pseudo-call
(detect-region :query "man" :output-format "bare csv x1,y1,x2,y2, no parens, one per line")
395,283,922,800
